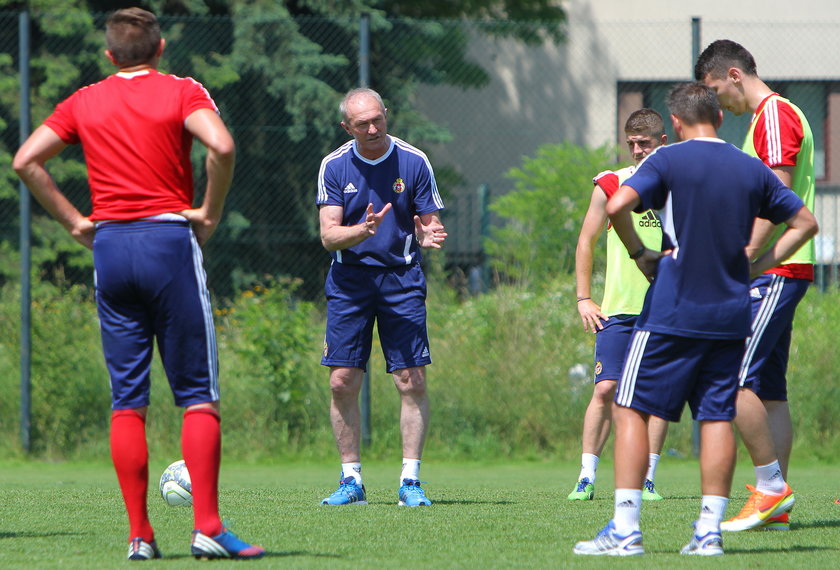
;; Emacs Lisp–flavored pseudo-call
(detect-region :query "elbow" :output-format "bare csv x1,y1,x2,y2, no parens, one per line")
12,152,30,177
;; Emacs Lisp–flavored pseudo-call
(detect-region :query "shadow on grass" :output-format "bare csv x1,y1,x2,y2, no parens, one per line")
724,545,836,554
795,518,840,530
0,531,83,539
163,550,341,560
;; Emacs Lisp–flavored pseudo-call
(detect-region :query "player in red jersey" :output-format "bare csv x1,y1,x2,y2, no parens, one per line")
13,7,264,561
696,39,816,532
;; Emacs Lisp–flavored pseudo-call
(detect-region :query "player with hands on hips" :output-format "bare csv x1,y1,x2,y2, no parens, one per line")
13,7,263,561
571,109,669,503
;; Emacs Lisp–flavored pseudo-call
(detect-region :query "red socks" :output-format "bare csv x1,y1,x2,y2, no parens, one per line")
110,409,153,543
182,407,223,536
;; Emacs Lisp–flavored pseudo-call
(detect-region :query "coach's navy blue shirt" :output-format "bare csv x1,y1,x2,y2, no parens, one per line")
317,136,445,268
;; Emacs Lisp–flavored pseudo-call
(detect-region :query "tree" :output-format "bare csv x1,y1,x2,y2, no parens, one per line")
1,0,567,297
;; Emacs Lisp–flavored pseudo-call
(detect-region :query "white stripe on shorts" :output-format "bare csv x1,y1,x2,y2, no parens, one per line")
738,274,784,386
616,329,650,408
189,230,220,401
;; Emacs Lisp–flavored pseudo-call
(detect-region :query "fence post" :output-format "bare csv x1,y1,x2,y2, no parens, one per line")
19,9,32,454
359,12,372,448
691,15,702,459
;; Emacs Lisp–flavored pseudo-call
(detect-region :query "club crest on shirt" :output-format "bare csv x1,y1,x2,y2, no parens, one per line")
594,361,602,375
392,178,405,194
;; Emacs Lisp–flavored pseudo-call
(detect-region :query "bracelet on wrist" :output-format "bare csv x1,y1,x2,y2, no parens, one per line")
576,297,591,303
629,246,646,260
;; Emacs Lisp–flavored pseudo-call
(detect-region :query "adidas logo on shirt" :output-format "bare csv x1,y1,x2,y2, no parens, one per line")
343,183,358,194
638,211,661,228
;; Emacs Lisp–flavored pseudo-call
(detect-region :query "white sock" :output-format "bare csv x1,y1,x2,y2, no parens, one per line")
645,453,660,483
696,495,729,535
341,462,362,485
400,458,421,482
755,460,786,494
612,489,642,533
579,453,599,483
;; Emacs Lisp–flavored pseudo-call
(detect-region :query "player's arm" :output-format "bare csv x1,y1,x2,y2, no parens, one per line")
319,202,393,251
13,125,95,249
606,185,664,282
181,108,236,246
575,187,609,333
745,166,795,260
413,211,447,249
750,205,818,277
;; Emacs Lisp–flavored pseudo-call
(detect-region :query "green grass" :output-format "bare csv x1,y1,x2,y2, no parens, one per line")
1,459,838,568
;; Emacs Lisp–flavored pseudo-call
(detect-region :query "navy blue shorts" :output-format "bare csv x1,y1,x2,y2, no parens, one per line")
616,329,745,422
593,314,637,383
94,220,219,409
738,274,810,400
322,262,431,373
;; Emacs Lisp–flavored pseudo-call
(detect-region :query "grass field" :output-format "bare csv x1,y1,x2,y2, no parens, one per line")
1,459,838,568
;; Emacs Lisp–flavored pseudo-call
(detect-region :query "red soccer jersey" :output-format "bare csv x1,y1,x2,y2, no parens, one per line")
44,69,218,221
750,93,813,280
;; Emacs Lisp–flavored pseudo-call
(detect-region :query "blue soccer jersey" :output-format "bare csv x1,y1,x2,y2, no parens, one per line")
317,135,445,268
624,138,805,339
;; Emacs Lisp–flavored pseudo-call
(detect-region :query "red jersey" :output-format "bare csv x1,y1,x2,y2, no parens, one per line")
748,93,814,280
44,69,218,221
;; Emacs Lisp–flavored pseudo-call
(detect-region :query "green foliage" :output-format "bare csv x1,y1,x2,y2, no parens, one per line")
486,142,621,286
215,277,328,456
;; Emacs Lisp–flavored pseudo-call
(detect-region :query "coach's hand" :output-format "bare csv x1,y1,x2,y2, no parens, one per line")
179,207,220,247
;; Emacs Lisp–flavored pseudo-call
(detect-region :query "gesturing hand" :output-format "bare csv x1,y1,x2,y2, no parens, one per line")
362,202,393,236
414,215,447,248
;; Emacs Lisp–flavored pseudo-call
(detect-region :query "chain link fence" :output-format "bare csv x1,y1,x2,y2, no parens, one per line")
2,11,839,299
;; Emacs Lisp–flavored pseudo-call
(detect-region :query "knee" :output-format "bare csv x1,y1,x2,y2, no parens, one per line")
393,368,427,397
592,381,616,405
330,368,362,399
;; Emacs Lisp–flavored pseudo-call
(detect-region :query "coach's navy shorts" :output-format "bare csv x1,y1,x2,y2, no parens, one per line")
738,274,810,400
94,220,219,409
322,261,431,373
615,329,745,422
593,314,637,383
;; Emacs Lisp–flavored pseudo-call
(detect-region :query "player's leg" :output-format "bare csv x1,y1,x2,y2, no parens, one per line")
320,263,376,504
643,416,669,500
152,222,263,558
570,380,614,499
765,399,793,477
379,263,433,506
94,223,160,559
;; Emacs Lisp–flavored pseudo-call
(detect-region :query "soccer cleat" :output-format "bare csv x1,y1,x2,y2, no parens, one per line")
398,478,432,506
191,529,265,560
680,529,724,556
568,477,595,501
759,512,790,531
573,520,644,556
720,483,795,531
321,476,368,505
641,479,663,501
127,537,163,561
835,498,840,505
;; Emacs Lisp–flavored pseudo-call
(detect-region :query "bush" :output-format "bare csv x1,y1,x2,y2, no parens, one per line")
485,142,621,286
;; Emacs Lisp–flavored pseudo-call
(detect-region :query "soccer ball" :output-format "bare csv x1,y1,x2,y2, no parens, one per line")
159,459,192,507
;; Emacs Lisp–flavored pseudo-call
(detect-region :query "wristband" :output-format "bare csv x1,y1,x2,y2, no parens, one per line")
629,246,646,260
576,297,591,303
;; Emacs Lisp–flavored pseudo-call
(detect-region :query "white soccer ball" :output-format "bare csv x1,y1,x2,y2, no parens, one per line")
159,459,193,507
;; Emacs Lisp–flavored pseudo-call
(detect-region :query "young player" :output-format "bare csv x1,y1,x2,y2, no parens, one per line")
696,39,815,531
571,109,669,502
573,82,817,557
317,88,446,507
13,8,264,560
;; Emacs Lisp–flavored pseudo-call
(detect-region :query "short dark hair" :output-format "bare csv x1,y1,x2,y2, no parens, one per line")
105,8,161,67
694,39,757,81
624,108,664,137
666,82,721,126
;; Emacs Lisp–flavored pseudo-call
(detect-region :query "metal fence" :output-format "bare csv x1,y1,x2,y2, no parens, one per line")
2,11,839,299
